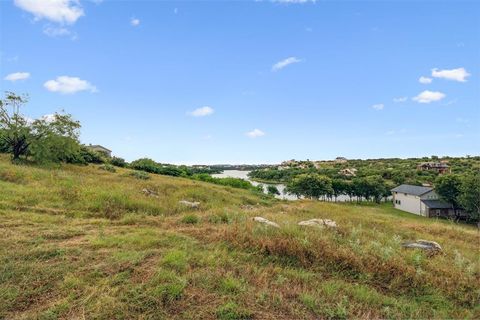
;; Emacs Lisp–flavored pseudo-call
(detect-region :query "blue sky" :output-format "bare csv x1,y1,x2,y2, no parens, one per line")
1,0,479,164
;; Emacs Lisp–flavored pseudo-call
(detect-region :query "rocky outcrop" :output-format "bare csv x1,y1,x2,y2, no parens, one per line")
298,218,337,228
402,239,442,252
179,200,201,208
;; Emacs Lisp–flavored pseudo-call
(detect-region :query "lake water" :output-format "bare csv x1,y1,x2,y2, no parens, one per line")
212,170,356,202
212,170,297,200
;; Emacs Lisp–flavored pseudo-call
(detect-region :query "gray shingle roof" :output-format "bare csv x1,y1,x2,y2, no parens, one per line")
391,184,433,196
421,199,452,209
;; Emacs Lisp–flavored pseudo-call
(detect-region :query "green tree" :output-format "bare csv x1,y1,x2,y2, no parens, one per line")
267,185,280,195
458,174,480,222
435,174,462,208
332,179,348,201
0,92,32,160
0,92,81,163
29,113,81,163
286,174,333,200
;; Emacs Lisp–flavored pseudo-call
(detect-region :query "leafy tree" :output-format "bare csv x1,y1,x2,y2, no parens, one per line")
332,179,348,201
0,92,81,163
29,113,81,163
267,185,280,195
435,174,462,208
458,174,480,222
0,92,31,160
286,174,333,199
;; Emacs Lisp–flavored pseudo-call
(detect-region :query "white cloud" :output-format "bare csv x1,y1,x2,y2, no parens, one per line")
14,0,84,24
386,130,395,135
246,129,265,138
43,25,72,37
431,67,470,82
130,18,140,26
419,76,432,84
372,103,384,110
44,76,97,94
188,106,214,117
412,90,446,104
4,72,30,81
272,57,301,72
393,96,408,103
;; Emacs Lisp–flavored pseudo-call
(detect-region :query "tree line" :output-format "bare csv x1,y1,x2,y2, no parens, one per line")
285,174,393,203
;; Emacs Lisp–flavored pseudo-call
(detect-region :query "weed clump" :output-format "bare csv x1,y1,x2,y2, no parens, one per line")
99,164,116,173
181,214,199,224
216,302,253,320
129,170,150,180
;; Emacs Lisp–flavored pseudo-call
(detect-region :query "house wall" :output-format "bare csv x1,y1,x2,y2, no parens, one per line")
393,192,424,216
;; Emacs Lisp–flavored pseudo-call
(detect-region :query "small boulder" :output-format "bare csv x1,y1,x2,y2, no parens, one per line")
402,239,442,252
142,188,159,198
298,219,337,228
179,200,201,209
253,217,280,228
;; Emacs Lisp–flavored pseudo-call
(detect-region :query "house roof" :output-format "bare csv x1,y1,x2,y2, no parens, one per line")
421,199,452,209
391,184,433,196
88,145,111,152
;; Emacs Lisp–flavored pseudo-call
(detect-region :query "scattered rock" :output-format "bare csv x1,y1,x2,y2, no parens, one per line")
298,219,337,228
253,217,280,228
142,188,159,198
241,204,255,211
179,200,201,209
402,239,442,252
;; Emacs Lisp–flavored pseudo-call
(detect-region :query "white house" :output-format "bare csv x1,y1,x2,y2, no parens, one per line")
391,184,441,217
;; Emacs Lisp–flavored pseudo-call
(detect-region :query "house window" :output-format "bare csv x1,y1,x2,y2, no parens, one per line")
436,209,441,215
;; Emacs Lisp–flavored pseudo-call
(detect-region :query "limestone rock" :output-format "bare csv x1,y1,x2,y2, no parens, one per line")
298,219,337,228
179,200,201,208
402,239,442,251
253,217,280,228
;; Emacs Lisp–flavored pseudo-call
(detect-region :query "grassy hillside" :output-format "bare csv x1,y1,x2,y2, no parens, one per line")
0,155,479,319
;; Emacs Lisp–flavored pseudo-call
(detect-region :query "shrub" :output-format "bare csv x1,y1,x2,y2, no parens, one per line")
111,156,128,167
181,214,199,224
192,174,254,190
129,171,150,180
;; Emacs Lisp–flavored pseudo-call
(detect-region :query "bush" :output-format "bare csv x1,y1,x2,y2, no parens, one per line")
130,158,186,177
129,171,150,180
111,156,127,167
192,174,254,190
181,214,199,224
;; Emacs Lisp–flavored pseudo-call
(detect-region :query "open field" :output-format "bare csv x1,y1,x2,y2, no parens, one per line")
1,155,479,319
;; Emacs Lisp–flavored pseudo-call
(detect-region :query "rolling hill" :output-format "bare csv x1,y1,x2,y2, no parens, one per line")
0,155,478,319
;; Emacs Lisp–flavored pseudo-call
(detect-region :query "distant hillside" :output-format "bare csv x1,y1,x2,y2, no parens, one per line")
0,155,478,319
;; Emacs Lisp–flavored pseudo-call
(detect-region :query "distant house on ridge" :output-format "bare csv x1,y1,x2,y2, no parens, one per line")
87,144,112,158
416,162,450,174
